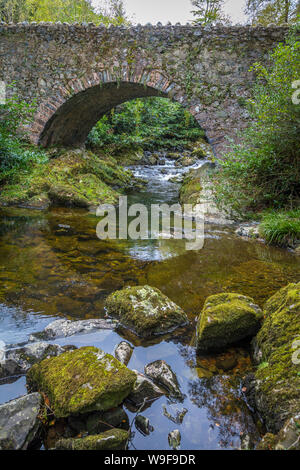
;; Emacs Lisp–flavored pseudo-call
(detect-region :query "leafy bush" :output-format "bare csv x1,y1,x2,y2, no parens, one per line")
87,97,205,152
0,90,48,183
213,25,300,215
259,209,300,247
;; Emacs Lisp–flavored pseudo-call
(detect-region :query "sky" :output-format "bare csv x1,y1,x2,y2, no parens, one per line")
122,0,247,25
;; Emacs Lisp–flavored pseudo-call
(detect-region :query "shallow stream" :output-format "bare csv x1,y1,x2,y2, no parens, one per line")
0,156,299,450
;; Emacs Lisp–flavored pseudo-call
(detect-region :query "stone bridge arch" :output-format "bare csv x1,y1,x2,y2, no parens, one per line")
0,23,288,156
34,69,183,148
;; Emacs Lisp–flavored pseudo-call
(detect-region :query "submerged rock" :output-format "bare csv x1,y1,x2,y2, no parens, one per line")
67,407,129,436
126,371,165,408
197,293,263,352
144,360,183,400
105,285,188,338
0,393,42,450
114,341,134,366
250,282,300,434
29,318,117,341
162,405,188,424
168,430,181,450
0,342,74,379
27,346,137,418
135,415,153,435
55,429,128,450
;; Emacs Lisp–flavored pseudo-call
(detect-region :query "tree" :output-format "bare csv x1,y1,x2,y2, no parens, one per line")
191,0,229,25
245,0,300,25
213,26,300,213
0,0,28,22
0,0,127,24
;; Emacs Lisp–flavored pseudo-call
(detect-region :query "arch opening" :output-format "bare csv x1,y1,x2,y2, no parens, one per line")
39,82,166,148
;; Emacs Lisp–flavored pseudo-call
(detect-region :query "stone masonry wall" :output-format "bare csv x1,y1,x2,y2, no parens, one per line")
0,22,289,156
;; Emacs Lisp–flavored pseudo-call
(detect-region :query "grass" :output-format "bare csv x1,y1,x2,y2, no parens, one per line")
259,209,300,247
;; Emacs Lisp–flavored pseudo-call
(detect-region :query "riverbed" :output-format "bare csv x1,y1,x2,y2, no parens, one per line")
0,156,299,450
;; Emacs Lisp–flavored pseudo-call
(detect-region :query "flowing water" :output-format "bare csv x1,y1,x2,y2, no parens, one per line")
0,156,299,450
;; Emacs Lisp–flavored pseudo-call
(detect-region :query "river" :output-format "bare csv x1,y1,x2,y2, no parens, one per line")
0,155,299,450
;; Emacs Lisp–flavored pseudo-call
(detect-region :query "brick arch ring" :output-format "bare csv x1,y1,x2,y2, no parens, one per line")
29,67,201,148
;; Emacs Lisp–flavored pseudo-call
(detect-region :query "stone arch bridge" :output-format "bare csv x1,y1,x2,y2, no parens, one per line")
0,23,288,156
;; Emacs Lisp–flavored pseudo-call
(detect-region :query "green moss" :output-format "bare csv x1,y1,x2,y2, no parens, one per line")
179,172,202,205
55,429,128,450
197,293,263,352
253,282,300,432
0,149,138,210
27,346,137,418
105,285,188,338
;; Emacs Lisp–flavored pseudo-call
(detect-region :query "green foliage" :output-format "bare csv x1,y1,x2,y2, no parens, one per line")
191,0,230,25
259,209,300,246
87,97,204,152
0,0,128,25
245,0,300,25
213,27,300,214
0,90,47,184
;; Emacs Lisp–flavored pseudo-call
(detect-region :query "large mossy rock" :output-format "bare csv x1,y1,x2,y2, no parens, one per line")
252,282,300,434
27,347,137,418
197,293,263,352
105,285,188,338
55,429,128,450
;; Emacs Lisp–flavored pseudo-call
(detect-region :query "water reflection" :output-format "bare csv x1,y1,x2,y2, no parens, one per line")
0,158,299,449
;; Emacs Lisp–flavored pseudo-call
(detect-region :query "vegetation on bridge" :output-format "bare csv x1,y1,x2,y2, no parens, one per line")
212,26,300,216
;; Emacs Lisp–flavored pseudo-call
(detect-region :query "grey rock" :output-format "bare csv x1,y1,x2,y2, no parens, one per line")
275,415,300,450
235,223,260,239
168,429,181,449
0,342,74,379
127,371,165,407
114,341,133,366
0,393,42,450
144,360,183,399
29,318,117,341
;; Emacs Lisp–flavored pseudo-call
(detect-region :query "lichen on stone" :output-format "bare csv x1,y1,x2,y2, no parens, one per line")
252,282,300,433
55,428,128,450
105,285,188,337
27,346,137,418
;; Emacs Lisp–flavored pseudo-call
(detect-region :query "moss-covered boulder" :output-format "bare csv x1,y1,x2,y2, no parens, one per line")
197,293,263,352
191,138,214,160
105,285,188,338
0,149,138,210
179,170,202,205
55,429,128,450
251,282,300,433
27,346,137,418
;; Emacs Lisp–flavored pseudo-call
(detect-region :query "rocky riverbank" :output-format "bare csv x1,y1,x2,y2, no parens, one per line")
0,149,143,211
